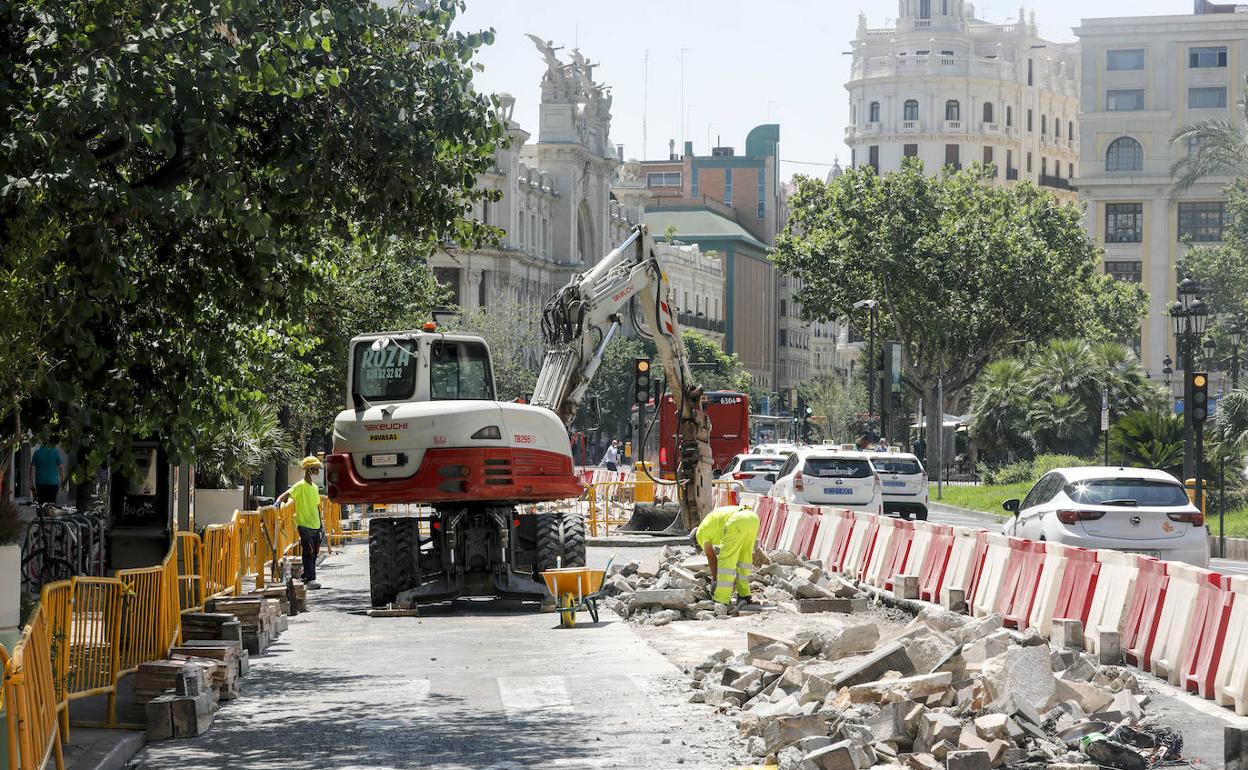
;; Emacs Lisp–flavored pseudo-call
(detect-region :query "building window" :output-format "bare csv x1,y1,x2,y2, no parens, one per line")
756,168,766,219
1068,162,1074,178
780,299,787,317
919,0,931,18
945,100,960,121
1105,203,1143,243
945,144,960,168
1190,45,1228,68
1006,106,1013,126
903,143,918,157
869,101,880,122
1026,152,1032,173
903,99,919,121
724,167,733,204
1027,58,1034,86
1068,121,1074,140
1055,119,1061,138
982,102,994,123
1043,115,1049,134
646,171,682,187
941,0,948,13
1105,136,1143,172
1106,90,1145,111
1105,260,1143,283
1178,201,1231,242
1027,109,1033,131
1007,149,1014,173
868,145,880,173
691,167,699,196
1189,87,1228,109
1107,49,1146,71
1041,157,1047,176
983,145,994,173
778,329,788,346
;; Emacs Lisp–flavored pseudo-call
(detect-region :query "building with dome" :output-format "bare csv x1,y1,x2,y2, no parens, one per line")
845,2,1080,201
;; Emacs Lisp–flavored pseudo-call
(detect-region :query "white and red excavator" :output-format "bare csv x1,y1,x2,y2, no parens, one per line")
325,225,715,607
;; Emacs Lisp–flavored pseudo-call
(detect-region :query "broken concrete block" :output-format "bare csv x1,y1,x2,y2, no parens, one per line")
1050,618,1084,650
831,641,915,689
865,700,914,746
895,574,920,600
916,711,961,752
762,712,827,753
628,589,694,611
1226,725,1248,770
947,749,992,770
847,671,953,703
703,684,747,707
989,691,1043,727
973,713,1009,741
170,691,216,738
1092,688,1144,724
796,735,833,753
804,739,872,770
145,694,176,741
818,624,881,660
749,631,800,658
947,614,1004,645
1095,628,1122,665
981,644,1054,712
904,753,942,770
1053,678,1113,715
1059,654,1098,683
799,597,868,614
898,628,957,673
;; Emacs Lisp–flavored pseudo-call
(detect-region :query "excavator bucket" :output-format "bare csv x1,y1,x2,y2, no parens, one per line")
617,502,681,534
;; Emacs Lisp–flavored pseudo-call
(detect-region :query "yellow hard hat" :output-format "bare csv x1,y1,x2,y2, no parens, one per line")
301,456,323,470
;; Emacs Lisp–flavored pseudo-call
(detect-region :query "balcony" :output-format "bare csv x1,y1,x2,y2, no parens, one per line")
677,311,726,335
1006,167,1019,180
1039,174,1077,191
944,120,964,132
901,120,921,133
981,122,1000,134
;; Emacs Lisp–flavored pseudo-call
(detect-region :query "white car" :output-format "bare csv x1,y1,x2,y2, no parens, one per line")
751,442,799,457
1002,466,1209,567
767,447,883,514
871,452,929,520
719,454,788,495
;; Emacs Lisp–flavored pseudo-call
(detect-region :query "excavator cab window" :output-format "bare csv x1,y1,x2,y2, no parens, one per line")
353,337,417,403
429,340,495,401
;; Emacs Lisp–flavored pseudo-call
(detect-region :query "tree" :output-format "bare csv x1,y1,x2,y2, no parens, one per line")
682,331,752,394
1111,410,1183,474
194,403,297,491
798,373,866,445
456,303,544,401
1171,73,1248,192
773,161,1148,460
0,0,504,478
968,359,1031,462
575,335,648,444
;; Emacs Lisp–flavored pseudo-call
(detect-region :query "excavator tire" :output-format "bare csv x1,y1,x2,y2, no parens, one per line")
618,502,681,534
368,517,419,607
535,512,563,573
560,511,586,567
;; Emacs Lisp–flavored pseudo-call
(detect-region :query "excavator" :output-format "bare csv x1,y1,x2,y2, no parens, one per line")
325,225,714,607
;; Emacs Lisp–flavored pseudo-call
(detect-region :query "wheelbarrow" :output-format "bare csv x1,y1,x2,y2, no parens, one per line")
541,559,609,628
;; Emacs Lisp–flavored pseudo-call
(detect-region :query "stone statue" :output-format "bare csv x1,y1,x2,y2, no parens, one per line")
525,33,565,77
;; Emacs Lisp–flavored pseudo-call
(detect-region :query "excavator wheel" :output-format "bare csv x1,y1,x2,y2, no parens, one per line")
368,517,420,607
535,511,587,571
619,502,681,534
560,511,586,567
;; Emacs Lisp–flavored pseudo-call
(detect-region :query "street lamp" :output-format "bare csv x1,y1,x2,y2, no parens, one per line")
853,299,880,439
1162,354,1173,389
1232,322,1243,391
1171,287,1212,480
1204,336,1218,370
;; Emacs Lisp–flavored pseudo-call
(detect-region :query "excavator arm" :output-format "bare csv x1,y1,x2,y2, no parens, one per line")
531,225,713,531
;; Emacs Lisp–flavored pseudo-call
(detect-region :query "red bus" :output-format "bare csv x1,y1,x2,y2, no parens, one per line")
633,391,749,478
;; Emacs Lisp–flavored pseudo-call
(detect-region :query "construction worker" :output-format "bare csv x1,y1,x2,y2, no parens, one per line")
276,456,324,590
692,502,760,609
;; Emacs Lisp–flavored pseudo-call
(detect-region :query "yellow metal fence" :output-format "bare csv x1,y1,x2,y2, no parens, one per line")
1,498,313,770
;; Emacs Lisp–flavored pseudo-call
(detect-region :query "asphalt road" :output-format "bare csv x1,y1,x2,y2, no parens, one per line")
926,500,1248,577
132,543,739,770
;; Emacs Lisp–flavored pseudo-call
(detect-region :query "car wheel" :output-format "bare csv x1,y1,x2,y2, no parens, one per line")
915,511,928,521
898,510,912,521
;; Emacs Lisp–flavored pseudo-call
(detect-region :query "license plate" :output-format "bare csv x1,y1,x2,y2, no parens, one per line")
883,481,906,488
370,454,399,467
824,487,854,495
1125,549,1161,558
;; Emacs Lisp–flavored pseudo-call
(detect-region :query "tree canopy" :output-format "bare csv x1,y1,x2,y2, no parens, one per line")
772,161,1147,453
0,0,504,477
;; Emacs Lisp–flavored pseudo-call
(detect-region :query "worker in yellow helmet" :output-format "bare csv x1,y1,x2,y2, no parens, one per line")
276,456,324,589
692,502,760,609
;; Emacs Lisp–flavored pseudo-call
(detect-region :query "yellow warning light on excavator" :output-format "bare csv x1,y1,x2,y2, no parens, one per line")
422,321,437,331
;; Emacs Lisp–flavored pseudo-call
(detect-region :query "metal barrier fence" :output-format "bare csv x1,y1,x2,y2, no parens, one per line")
2,604,64,770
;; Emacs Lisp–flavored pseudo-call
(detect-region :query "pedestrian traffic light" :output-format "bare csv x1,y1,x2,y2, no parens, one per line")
1191,371,1209,423
633,358,651,404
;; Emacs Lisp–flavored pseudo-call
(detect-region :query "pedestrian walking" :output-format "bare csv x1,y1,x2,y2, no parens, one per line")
601,439,621,472
691,502,760,610
276,456,325,589
30,443,66,505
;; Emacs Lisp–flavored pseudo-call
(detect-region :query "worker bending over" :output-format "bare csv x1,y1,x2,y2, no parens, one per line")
693,503,760,608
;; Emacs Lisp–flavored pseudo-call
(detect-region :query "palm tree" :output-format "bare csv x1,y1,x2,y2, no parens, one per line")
969,358,1031,462
196,403,298,494
1111,410,1184,474
1171,73,1248,193
1027,392,1089,456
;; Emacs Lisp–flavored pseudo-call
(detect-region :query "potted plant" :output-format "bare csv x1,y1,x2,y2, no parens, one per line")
195,404,296,527
0,495,22,632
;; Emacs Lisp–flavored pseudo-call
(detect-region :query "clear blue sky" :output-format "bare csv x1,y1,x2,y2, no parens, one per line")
456,0,1186,181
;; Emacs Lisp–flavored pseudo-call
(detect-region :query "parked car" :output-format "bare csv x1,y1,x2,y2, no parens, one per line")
718,454,788,495
1002,466,1209,567
767,447,883,514
871,451,929,520
751,442,799,457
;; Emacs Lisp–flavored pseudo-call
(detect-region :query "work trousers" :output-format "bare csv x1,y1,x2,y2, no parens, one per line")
298,525,321,582
712,509,760,604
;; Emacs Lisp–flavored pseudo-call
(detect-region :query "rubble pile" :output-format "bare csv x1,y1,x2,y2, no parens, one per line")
685,610,1181,770
601,546,871,625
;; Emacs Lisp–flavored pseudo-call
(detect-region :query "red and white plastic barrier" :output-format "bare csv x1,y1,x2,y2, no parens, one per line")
1215,576,1248,715
971,533,1013,618
1043,546,1101,637
1151,561,1208,683
917,523,956,603
863,517,899,587
993,538,1048,628
941,527,983,607
1088,550,1146,658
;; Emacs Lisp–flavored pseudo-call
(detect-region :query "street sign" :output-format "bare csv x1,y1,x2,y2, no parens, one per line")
1101,408,1109,431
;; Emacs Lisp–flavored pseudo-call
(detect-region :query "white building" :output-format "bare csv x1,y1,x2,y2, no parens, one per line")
845,2,1080,200
1074,7,1248,376
655,239,726,348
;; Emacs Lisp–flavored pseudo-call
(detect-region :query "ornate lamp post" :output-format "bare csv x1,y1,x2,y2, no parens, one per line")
1171,280,1211,480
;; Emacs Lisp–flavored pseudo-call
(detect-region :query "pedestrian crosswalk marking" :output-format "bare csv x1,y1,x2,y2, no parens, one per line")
497,676,573,717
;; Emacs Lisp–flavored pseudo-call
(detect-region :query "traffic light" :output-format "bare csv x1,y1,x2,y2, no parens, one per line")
1191,371,1209,423
632,358,652,404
